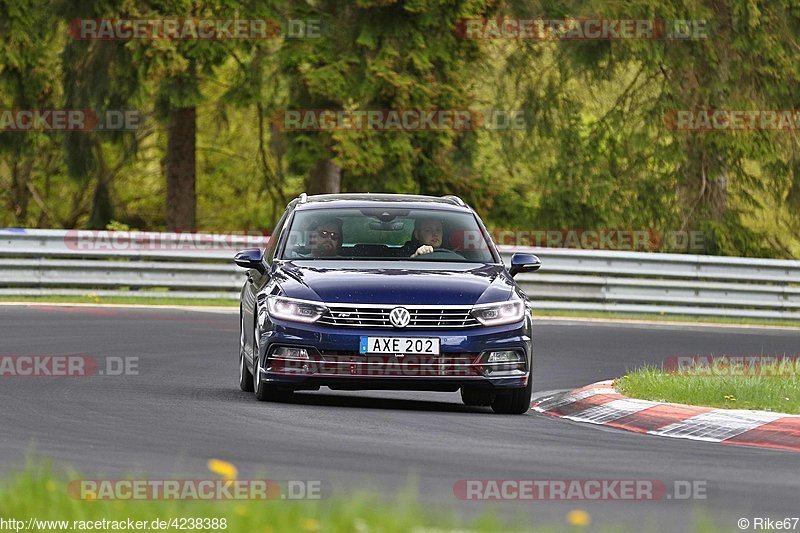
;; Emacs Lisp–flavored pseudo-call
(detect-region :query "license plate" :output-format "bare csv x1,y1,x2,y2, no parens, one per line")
360,337,440,355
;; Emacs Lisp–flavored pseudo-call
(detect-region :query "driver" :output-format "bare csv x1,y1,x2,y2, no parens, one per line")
306,217,342,258
409,217,444,258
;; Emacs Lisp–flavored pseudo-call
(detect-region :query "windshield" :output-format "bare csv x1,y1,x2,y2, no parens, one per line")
280,207,497,263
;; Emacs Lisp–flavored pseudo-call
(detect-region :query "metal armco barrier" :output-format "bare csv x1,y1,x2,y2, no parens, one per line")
1,229,799,320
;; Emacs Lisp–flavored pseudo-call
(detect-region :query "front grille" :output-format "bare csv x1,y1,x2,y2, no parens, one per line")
317,305,480,329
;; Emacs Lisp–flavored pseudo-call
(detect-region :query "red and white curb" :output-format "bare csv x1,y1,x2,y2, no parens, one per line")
532,380,800,452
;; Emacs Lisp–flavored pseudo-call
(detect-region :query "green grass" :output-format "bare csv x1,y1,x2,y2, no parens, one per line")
616,364,800,414
0,464,581,533
0,463,735,533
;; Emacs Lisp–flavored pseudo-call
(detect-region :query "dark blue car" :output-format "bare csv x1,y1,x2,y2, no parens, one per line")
235,193,541,414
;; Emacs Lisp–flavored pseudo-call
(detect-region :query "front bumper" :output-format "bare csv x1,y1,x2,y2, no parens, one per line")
256,319,532,392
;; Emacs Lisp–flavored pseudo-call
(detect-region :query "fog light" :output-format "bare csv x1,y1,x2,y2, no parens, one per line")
486,351,522,363
480,350,524,375
273,347,310,359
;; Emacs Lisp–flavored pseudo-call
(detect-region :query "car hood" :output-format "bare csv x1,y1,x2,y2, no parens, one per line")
272,260,515,306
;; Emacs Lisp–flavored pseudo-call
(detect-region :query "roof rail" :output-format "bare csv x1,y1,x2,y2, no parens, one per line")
298,193,308,203
442,195,466,207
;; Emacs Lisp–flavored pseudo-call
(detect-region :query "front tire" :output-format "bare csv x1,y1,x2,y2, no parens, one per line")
460,387,495,406
491,358,533,415
239,311,254,392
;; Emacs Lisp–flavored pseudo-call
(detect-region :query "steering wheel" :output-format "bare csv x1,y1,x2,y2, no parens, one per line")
411,248,464,260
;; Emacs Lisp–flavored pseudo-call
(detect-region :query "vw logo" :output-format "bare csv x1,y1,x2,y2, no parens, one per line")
389,307,411,328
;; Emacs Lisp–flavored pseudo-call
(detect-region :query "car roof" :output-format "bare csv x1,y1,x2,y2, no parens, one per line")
290,193,472,212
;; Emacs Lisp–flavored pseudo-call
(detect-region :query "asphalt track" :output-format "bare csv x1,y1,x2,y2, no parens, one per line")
1,304,798,531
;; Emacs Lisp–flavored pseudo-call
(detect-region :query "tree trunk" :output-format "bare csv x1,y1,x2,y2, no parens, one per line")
166,107,197,231
87,141,114,229
10,159,33,224
709,172,727,221
788,160,800,213
87,178,113,229
306,157,341,194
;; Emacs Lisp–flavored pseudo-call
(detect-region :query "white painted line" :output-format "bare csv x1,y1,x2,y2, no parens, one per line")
563,398,657,425
0,302,238,314
649,411,787,442
533,386,618,411
534,316,800,332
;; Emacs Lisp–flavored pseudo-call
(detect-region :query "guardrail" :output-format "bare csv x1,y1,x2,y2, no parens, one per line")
2,229,799,320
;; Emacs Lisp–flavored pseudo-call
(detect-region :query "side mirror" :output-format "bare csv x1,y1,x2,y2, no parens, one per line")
234,248,267,274
509,253,541,277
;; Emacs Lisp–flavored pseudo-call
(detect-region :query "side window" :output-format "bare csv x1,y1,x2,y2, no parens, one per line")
263,209,291,264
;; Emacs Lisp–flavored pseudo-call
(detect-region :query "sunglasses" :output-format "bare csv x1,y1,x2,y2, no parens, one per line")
316,230,339,240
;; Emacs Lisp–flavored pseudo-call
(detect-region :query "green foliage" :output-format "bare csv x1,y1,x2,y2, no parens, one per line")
0,0,798,258
280,0,497,206
479,0,800,255
0,0,74,227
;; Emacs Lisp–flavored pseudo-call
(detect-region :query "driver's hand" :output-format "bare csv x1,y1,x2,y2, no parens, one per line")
412,245,434,257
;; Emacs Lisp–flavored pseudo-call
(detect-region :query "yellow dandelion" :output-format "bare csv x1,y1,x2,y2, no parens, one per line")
567,509,591,527
234,505,248,516
207,459,238,480
724,395,737,402
302,518,321,531
46,480,57,493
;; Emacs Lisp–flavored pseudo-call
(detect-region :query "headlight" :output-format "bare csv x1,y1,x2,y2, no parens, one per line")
267,296,328,323
471,300,525,326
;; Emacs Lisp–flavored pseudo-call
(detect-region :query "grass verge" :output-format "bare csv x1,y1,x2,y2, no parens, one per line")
616,364,800,414
0,464,571,533
0,463,736,533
